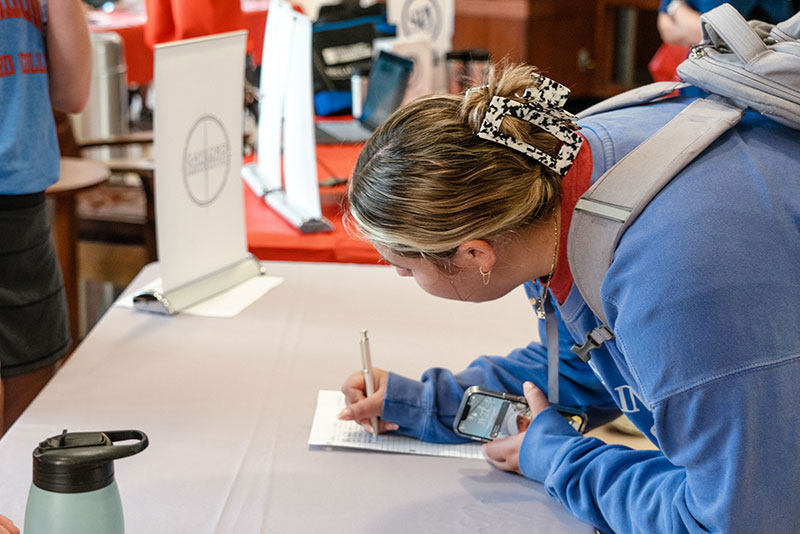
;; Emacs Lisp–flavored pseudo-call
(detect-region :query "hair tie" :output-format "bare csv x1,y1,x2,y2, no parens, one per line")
465,84,488,98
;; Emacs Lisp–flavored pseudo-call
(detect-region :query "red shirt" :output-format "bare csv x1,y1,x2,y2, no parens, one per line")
548,136,592,304
144,0,253,53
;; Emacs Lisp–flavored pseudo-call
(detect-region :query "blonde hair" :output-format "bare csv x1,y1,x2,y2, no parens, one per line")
346,63,563,269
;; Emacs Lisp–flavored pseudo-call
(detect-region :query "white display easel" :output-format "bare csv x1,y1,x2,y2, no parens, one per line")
242,0,332,234
134,31,264,315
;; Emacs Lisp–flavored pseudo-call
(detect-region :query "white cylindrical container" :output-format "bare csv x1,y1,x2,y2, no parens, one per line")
351,72,369,119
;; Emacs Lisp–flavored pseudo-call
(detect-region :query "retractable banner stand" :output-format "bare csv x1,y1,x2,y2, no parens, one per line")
241,0,333,234
134,30,265,315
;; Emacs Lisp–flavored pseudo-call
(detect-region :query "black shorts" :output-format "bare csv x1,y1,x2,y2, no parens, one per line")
0,192,70,378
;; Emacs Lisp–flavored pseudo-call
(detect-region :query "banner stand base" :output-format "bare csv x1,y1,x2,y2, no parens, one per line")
264,189,334,234
133,254,266,315
242,164,334,235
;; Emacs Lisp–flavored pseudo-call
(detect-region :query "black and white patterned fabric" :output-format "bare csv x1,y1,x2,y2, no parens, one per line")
476,74,583,176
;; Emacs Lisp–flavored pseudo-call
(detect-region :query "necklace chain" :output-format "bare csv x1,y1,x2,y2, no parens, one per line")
534,212,559,319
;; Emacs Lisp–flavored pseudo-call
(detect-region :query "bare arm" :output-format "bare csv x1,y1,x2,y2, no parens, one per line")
46,0,92,113
657,5,703,47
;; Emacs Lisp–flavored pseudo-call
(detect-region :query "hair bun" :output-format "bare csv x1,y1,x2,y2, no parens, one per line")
461,63,544,132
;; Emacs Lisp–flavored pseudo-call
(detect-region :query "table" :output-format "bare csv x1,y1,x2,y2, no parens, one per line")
46,157,111,347
0,261,595,533
245,143,382,264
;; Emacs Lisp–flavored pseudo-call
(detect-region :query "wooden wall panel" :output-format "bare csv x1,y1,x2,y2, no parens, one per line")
453,0,664,99
453,0,530,64
453,0,597,97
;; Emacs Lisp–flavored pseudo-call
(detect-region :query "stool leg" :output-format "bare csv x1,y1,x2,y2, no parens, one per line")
52,194,79,350
2,361,59,435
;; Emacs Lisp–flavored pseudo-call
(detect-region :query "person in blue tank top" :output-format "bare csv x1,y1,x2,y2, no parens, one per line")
0,0,91,436
338,63,800,533
658,0,799,46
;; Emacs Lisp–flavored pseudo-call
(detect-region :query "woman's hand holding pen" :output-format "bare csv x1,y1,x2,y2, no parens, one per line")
483,382,550,474
339,368,400,435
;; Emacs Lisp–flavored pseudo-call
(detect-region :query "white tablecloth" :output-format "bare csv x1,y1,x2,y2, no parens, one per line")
0,261,594,533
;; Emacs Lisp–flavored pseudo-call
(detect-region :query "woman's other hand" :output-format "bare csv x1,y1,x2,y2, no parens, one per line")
483,381,549,474
0,514,19,534
339,368,398,434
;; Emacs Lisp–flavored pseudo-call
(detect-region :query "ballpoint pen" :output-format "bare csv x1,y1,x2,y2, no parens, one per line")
360,329,380,440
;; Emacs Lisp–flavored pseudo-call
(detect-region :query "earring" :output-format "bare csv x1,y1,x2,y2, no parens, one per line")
479,267,491,286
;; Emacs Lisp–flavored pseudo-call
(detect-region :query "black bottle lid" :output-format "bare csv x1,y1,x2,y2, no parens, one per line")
32,429,148,494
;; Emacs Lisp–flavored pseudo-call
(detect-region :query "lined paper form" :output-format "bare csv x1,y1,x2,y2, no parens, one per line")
309,390,486,460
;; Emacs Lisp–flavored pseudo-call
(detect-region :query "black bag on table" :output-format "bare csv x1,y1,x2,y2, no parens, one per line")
312,2,395,116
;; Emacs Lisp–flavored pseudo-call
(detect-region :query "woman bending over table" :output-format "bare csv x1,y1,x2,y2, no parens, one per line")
339,63,800,533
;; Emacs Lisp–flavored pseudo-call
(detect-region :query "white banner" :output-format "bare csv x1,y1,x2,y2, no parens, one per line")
153,31,249,292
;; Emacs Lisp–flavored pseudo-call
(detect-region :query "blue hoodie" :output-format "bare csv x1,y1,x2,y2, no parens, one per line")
381,97,800,533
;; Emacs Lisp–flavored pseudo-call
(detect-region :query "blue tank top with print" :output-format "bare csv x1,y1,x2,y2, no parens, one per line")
0,0,60,195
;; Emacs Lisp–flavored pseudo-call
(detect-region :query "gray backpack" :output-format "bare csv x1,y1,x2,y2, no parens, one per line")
566,3,800,361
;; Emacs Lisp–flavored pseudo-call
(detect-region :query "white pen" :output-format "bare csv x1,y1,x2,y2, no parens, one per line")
360,329,379,440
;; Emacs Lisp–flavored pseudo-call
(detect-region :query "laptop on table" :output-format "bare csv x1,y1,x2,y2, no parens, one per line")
315,51,414,144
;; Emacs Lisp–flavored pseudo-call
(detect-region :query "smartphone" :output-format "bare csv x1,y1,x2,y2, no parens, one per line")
453,386,586,442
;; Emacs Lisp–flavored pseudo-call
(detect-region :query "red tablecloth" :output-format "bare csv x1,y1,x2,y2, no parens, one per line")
245,144,383,265
87,1,268,87
88,5,375,264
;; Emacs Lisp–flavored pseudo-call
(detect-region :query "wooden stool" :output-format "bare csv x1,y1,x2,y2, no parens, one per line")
46,157,111,348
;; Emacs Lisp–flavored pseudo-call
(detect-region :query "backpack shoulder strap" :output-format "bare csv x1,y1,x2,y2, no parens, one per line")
576,81,689,120
567,95,745,326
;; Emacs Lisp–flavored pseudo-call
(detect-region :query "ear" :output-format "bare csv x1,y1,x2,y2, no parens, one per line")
452,240,497,273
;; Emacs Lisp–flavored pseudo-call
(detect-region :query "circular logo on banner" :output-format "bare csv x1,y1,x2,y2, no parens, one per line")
401,0,442,42
182,115,231,207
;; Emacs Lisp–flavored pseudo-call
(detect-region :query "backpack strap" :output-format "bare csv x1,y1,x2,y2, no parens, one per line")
544,297,560,404
571,325,614,363
567,95,745,327
699,4,768,63
576,81,689,120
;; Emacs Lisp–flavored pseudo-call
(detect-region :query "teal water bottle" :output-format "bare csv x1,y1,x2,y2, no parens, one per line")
24,429,148,534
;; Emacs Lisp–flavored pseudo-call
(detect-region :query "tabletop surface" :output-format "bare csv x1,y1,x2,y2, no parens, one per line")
0,261,595,533
46,157,111,196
